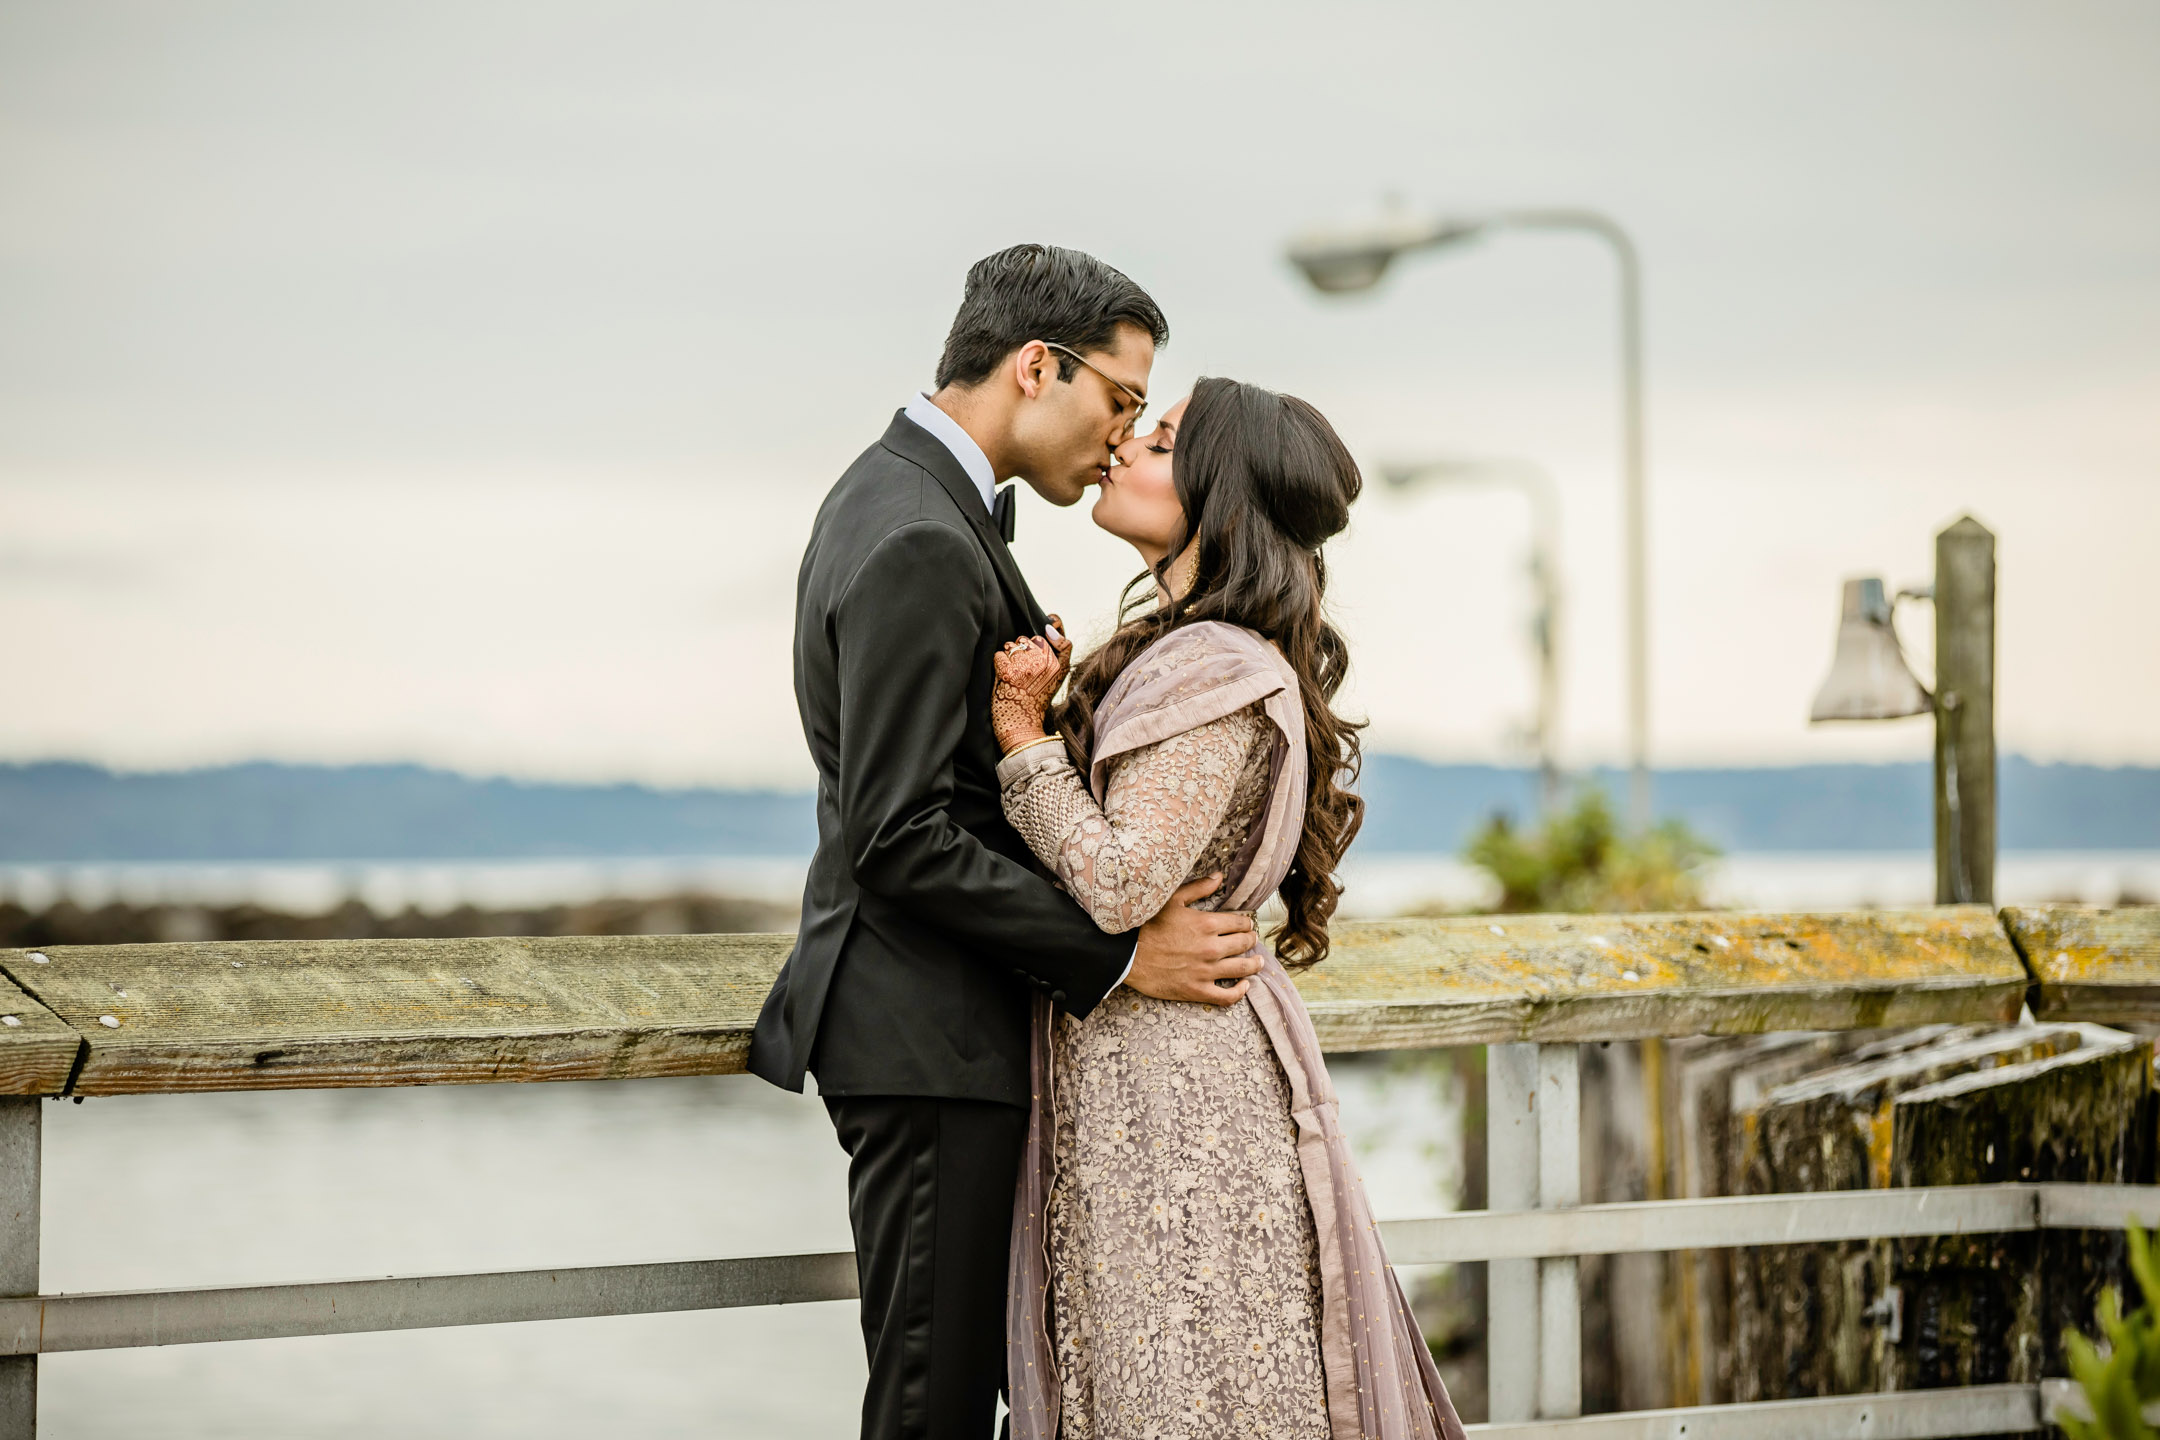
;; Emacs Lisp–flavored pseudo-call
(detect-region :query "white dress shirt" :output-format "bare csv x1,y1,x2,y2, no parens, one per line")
900,392,1138,990
903,392,997,514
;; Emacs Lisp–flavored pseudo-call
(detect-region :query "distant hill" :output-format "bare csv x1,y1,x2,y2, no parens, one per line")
0,761,816,862
0,756,2154,863
1356,756,2160,852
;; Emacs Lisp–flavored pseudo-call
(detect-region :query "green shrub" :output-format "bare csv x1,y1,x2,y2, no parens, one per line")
1461,788,1719,915
2062,1225,2160,1440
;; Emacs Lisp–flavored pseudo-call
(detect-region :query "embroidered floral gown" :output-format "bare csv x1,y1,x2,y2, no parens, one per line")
997,696,1331,1440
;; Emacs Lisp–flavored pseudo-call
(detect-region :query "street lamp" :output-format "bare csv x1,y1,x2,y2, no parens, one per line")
1383,458,1564,816
1286,207,1651,830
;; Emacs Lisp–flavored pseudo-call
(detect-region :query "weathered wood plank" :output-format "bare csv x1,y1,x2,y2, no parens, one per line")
1730,1025,2087,1402
1669,1030,1972,1408
1297,909,2026,1051
0,909,2028,1094
0,1251,860,1353
1468,1384,2045,1440
2001,905,2160,1022
1885,1027,2154,1393
0,934,793,1095
0,957,87,1096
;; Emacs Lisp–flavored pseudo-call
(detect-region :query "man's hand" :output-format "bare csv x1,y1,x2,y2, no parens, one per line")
1126,875,1262,1006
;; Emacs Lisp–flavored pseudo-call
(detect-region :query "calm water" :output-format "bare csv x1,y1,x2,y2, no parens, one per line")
36,1061,1455,1438
39,1076,860,1438
6,849,2157,917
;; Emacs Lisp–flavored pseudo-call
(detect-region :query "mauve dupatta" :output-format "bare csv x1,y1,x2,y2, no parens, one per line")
1006,621,1467,1440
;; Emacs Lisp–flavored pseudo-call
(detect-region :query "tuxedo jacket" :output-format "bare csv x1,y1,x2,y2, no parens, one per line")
747,411,1131,1106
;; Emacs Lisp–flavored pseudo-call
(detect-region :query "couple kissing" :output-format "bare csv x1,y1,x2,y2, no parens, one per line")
751,243,1464,1440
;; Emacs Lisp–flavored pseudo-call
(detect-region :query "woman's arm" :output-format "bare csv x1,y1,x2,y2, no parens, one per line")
827,536,1133,1009
997,705,1265,933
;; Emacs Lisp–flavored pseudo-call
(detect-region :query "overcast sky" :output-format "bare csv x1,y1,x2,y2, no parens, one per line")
1,0,2154,787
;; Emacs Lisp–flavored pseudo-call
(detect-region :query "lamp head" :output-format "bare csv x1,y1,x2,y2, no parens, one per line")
1286,215,1483,295
1809,577,1931,723
1287,239,1398,294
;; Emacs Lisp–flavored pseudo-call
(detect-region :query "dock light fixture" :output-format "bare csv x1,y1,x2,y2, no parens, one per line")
1285,204,1652,831
1808,577,1931,722
1807,517,1998,905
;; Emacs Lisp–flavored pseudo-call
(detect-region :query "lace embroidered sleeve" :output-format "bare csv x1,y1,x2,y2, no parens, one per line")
996,704,1266,934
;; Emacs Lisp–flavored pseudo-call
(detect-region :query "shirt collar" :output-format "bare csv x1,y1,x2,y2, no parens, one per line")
902,392,998,514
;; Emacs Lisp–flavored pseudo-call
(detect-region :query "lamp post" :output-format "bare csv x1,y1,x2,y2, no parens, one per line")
1286,208,1651,829
1808,515,1998,905
1382,458,1564,815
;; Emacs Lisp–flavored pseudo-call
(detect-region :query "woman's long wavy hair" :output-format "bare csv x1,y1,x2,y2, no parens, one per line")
1056,376,1366,968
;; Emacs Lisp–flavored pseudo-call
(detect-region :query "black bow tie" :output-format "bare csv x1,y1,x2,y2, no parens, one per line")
992,484,1016,543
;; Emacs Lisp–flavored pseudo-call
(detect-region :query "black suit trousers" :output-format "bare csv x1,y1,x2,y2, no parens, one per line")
825,1095,1027,1440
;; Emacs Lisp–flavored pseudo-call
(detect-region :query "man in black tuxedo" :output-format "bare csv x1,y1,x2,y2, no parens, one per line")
749,244,1263,1439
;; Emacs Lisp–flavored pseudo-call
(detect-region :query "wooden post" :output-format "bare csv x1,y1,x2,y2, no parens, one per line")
1448,1045,1490,1418
0,1098,36,1439
1536,1045,1582,1419
1486,1042,1583,1421
1487,1043,1540,1422
1933,516,1996,905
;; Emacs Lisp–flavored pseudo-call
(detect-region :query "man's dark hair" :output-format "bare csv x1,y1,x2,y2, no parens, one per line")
934,244,1169,391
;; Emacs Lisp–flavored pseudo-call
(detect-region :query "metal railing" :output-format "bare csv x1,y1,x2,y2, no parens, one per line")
0,902,2149,1437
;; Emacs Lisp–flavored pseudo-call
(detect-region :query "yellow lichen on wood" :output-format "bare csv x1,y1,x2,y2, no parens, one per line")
1868,1103,1896,1192
1294,908,2025,1051
2001,905,2160,1022
0,908,2032,1094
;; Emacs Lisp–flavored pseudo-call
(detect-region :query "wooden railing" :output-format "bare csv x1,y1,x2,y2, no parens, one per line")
0,903,2152,1437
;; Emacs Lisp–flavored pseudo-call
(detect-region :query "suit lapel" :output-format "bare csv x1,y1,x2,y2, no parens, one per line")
879,412,1044,635
980,501,1047,634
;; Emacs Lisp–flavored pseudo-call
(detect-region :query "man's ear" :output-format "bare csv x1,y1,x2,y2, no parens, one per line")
1011,341,1055,401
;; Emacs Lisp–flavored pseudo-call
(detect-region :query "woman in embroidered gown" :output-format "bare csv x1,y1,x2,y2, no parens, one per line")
989,377,1465,1440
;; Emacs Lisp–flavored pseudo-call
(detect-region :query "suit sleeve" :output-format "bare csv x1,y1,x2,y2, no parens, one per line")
831,520,1130,1016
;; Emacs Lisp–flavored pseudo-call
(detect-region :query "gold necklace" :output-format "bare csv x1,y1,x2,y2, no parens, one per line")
1168,546,1199,599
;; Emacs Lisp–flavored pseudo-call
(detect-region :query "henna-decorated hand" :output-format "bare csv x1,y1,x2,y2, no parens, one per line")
991,614,1073,754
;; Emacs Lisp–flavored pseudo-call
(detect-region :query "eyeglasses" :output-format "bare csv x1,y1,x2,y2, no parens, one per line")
1043,342,1148,426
